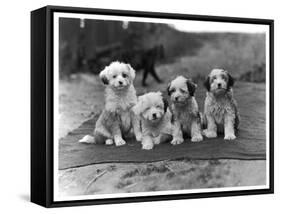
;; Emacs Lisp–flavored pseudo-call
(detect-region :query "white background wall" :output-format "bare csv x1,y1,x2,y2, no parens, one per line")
0,0,279,213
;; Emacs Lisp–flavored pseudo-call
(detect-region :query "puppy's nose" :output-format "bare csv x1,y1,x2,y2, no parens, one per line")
175,97,179,101
218,83,221,88
152,113,157,119
119,81,123,85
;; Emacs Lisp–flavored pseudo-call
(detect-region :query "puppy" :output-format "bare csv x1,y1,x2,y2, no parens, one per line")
167,76,203,142
133,92,182,150
203,68,240,140
79,61,142,146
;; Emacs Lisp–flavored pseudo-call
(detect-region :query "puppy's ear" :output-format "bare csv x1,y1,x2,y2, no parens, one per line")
186,80,197,96
227,73,235,90
162,97,169,113
203,76,210,91
167,83,171,96
99,66,109,85
126,64,136,80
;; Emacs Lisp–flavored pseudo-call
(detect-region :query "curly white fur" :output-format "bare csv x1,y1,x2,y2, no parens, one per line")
79,61,141,146
133,92,179,150
203,69,240,140
168,76,203,142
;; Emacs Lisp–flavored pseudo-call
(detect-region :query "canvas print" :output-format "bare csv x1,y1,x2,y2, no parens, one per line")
53,12,271,201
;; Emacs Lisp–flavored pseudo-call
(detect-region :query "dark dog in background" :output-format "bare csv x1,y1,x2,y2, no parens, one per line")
139,45,165,86
119,44,165,86
87,44,165,86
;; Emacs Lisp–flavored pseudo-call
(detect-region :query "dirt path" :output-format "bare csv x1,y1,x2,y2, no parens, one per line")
59,159,266,197
59,74,104,138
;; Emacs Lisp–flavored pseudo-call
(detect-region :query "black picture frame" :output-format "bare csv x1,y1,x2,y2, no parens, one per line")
31,5,274,208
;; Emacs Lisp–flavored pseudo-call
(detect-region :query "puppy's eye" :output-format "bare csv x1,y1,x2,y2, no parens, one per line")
122,73,128,78
113,75,117,78
170,88,176,93
180,89,186,93
211,76,216,82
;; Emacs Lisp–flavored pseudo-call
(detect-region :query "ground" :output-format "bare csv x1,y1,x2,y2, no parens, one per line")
58,59,266,197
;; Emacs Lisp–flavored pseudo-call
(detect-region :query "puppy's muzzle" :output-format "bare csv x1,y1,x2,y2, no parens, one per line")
115,80,127,89
149,112,162,122
173,95,187,104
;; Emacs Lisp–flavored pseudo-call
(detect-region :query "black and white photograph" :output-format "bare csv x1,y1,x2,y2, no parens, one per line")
35,7,274,205
2,0,281,211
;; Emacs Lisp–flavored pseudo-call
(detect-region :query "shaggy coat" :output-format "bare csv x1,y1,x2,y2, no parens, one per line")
79,61,141,146
133,92,181,150
203,69,240,140
167,76,203,142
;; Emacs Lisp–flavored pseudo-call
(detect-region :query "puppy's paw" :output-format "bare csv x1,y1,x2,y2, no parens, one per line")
171,137,184,145
115,138,126,146
154,137,161,145
191,134,203,142
105,139,114,145
79,135,95,144
142,143,154,150
203,130,217,138
136,133,142,142
224,134,236,140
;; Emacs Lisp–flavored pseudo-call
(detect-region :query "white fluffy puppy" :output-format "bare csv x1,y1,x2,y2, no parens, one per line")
167,76,203,142
203,68,240,140
79,61,142,146
133,92,182,150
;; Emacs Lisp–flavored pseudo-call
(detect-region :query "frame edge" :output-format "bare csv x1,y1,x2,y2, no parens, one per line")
31,6,49,208
31,5,274,208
